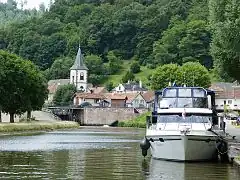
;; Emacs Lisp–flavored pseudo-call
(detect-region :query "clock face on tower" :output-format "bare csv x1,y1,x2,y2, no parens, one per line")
80,72,84,80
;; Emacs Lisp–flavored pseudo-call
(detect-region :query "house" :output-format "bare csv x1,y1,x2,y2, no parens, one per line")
142,90,155,109
209,82,240,111
73,93,107,107
126,93,147,108
112,80,148,93
105,93,128,108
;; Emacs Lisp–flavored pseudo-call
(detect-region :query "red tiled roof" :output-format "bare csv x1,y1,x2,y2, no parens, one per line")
210,86,240,99
48,84,58,94
89,86,108,94
103,93,128,100
142,91,155,102
125,93,139,103
75,93,106,99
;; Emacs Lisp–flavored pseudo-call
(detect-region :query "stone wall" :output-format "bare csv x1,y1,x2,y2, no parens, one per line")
82,107,148,125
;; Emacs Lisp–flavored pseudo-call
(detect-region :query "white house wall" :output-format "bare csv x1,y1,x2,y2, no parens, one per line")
215,98,240,110
132,94,146,108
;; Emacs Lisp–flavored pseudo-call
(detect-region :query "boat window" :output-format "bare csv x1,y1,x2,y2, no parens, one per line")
158,115,181,123
178,89,192,97
193,98,208,108
160,98,177,108
177,98,193,108
164,89,177,97
158,115,212,123
193,89,206,97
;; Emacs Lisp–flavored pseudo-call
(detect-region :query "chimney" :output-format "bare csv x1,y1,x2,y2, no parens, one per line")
139,80,142,88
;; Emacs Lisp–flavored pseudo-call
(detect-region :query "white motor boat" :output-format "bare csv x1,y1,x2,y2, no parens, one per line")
140,87,227,161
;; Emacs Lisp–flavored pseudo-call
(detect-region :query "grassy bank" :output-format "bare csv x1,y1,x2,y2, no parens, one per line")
118,111,151,128
0,121,79,133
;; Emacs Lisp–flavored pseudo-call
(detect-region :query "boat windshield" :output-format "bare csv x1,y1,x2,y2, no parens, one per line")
159,97,208,108
158,115,211,123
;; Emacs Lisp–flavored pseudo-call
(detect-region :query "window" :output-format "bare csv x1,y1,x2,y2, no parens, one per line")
72,76,75,83
179,89,191,97
80,72,84,80
158,115,211,123
164,89,177,97
224,100,226,105
193,89,206,97
228,100,232,104
177,98,193,108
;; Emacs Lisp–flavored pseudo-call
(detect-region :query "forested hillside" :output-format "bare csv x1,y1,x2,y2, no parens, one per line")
0,0,45,27
0,0,239,86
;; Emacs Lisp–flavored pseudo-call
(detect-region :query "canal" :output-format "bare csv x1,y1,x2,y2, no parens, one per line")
0,127,239,180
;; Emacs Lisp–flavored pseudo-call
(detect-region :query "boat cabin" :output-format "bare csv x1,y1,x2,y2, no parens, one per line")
153,87,215,112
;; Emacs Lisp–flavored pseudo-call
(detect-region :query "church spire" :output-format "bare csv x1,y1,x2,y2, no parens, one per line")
70,45,88,70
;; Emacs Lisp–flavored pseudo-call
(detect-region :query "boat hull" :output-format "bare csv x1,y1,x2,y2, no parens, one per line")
147,135,218,161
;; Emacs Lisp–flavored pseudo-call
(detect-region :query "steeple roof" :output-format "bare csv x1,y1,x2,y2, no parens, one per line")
70,46,88,70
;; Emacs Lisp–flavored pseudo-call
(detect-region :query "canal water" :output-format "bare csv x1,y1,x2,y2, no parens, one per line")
0,127,239,180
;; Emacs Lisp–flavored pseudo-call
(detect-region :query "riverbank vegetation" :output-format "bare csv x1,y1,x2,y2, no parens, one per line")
0,120,79,133
118,112,151,128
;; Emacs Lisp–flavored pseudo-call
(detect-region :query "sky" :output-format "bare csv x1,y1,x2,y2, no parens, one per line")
0,0,50,9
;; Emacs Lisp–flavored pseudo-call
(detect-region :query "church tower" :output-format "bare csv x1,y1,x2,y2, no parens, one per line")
70,46,88,92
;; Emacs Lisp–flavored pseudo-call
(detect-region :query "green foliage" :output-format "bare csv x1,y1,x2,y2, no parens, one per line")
0,121,79,132
53,84,76,106
151,62,211,90
45,56,73,80
209,0,240,82
151,64,181,90
153,17,211,68
0,0,42,28
122,70,135,83
106,51,121,74
180,62,211,88
0,0,211,70
105,81,114,92
1,0,236,85
85,54,103,75
118,111,151,128
0,50,48,123
130,61,141,73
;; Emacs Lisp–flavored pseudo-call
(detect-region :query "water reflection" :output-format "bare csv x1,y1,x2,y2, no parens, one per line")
143,158,240,180
0,127,238,180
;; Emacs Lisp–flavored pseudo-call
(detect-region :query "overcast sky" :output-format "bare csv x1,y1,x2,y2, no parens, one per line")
0,0,50,9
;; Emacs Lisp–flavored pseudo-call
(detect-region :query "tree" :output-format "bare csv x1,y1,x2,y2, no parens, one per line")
46,56,73,80
209,0,240,81
122,70,135,83
105,81,114,92
0,50,48,123
151,62,211,90
151,64,181,90
106,51,121,74
180,62,211,88
130,61,141,73
26,65,48,119
53,84,76,106
85,54,103,75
